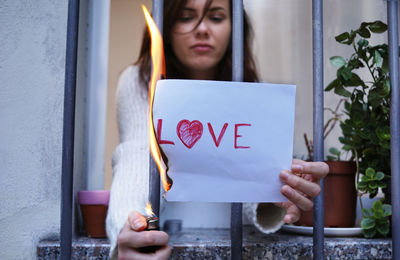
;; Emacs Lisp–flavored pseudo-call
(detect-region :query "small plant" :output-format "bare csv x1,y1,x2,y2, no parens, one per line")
325,20,393,238
360,200,392,238
326,147,341,161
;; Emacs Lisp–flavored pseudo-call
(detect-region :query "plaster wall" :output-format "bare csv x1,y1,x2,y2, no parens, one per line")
0,1,68,259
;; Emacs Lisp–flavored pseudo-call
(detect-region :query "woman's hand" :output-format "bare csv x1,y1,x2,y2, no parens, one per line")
276,159,329,224
117,211,171,259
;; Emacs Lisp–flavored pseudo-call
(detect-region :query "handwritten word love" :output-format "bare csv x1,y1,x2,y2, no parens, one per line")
156,119,251,149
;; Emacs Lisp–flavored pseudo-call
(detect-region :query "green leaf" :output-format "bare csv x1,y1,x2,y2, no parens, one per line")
374,171,384,181
357,28,371,38
334,85,351,97
369,21,388,33
358,182,367,189
369,182,378,189
345,73,364,86
373,208,384,219
372,200,383,211
330,56,346,67
340,67,353,81
374,50,383,67
329,147,341,155
335,32,350,43
377,222,390,236
366,168,375,177
326,155,336,161
325,79,340,91
363,227,377,238
361,175,370,182
361,218,376,229
362,208,373,217
376,126,391,141
382,204,392,217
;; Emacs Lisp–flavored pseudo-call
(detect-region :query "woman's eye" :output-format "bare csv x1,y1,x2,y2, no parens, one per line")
210,16,223,22
179,15,194,22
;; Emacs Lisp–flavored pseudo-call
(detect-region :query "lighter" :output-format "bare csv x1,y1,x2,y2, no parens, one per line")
139,214,161,253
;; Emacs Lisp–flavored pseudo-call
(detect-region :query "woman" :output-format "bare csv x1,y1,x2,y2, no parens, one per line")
106,0,329,259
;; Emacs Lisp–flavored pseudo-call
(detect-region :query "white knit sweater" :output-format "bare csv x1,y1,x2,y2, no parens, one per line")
106,65,286,258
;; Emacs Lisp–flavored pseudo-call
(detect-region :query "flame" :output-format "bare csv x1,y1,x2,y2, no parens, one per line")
142,5,170,192
145,202,155,216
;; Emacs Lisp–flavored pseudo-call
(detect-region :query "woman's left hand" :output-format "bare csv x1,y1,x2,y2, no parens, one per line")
276,159,329,224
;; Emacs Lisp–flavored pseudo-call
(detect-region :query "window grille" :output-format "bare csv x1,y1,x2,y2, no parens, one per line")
60,0,400,259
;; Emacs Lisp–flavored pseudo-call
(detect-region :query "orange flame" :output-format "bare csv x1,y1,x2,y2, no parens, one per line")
145,202,155,216
142,5,170,192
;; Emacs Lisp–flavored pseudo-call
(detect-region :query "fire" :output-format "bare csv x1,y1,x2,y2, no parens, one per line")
142,5,170,192
145,202,155,217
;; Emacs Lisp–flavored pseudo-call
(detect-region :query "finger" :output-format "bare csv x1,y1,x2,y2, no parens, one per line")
281,184,313,211
280,170,321,198
118,229,169,249
283,203,301,224
154,245,172,259
119,245,172,260
291,160,329,180
128,211,147,231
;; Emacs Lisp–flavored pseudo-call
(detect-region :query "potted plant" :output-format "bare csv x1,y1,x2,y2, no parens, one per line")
298,21,393,238
78,190,110,238
323,20,392,238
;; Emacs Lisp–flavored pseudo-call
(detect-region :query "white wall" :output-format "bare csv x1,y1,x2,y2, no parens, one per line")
0,1,67,259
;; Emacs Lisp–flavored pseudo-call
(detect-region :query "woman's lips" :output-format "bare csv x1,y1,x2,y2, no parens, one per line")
191,44,213,52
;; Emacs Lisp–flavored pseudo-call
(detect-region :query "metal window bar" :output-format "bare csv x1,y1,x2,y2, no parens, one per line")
312,0,324,259
61,0,80,259
59,0,400,259
149,0,164,219
231,1,244,259
388,1,400,260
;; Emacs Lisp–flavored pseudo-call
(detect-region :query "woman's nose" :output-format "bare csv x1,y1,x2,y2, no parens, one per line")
195,20,209,37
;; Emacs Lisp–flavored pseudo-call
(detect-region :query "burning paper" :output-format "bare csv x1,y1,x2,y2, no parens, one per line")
152,80,296,202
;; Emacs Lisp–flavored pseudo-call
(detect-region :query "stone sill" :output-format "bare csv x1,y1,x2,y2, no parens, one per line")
37,226,392,259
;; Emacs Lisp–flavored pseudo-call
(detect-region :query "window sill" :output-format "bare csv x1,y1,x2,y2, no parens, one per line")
37,226,392,259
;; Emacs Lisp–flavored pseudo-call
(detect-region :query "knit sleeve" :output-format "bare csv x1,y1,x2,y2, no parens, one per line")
243,203,286,234
105,66,149,259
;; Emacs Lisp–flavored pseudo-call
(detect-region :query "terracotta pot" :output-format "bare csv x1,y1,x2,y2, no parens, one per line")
78,190,110,238
296,161,357,227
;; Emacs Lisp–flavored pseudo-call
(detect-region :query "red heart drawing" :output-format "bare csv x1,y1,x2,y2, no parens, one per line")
176,120,203,149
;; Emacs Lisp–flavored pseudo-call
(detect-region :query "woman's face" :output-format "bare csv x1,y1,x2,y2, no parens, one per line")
171,0,231,79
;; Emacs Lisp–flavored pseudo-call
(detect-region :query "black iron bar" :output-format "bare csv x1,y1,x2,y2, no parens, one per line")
312,0,324,259
387,1,400,259
149,0,164,217
60,0,80,259
231,0,243,259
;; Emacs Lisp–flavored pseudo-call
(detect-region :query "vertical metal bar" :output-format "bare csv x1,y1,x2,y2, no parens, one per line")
60,0,80,259
312,0,324,259
387,1,400,259
231,1,243,259
149,0,164,217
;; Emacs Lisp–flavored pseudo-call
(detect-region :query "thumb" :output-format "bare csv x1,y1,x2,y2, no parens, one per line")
127,211,147,231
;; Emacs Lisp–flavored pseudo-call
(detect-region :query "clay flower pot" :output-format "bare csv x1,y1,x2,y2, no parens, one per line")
78,190,110,238
296,161,357,227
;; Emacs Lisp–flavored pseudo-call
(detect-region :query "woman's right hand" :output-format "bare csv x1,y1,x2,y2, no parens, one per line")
117,211,171,259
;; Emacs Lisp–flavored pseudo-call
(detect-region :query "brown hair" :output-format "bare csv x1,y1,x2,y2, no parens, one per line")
135,0,259,88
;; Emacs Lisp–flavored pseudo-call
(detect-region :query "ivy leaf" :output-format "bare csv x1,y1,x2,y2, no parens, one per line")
330,56,346,67
369,21,388,33
361,218,376,229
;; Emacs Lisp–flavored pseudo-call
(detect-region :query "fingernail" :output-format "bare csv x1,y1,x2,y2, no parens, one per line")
292,164,303,171
133,219,144,230
280,171,290,181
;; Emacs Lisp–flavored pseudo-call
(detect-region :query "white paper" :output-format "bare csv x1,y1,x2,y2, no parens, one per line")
152,80,296,202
